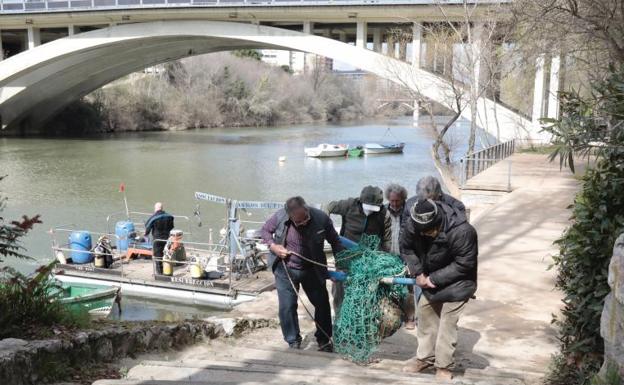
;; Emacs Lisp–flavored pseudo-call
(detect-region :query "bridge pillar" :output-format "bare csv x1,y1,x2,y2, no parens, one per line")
411,23,422,68
0,30,3,61
471,23,485,96
68,24,78,36
532,54,546,126
338,31,347,43
27,26,41,50
373,28,382,53
547,55,561,119
303,21,313,35
356,21,367,49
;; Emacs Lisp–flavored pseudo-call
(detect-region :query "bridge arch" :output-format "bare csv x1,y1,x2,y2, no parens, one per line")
0,20,533,139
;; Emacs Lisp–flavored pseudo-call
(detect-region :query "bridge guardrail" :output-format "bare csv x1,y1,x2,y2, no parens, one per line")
459,139,515,191
0,0,498,14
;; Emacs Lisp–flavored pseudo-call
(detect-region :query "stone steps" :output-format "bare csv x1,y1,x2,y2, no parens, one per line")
93,344,526,385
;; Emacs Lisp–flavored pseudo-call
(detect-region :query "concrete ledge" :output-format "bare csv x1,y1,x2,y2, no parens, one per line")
0,317,277,385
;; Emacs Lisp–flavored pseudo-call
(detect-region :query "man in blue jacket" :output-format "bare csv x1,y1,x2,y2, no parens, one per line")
144,202,174,275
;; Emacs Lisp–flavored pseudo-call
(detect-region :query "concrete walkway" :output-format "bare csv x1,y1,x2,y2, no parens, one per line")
94,153,580,385
458,153,580,380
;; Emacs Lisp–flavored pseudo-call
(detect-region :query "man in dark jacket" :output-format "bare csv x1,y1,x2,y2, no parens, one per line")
144,202,174,275
404,175,467,225
260,196,344,352
327,185,392,315
400,199,478,381
327,185,392,249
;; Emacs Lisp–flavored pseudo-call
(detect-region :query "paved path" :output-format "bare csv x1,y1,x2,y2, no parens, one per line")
459,153,581,381
94,153,580,385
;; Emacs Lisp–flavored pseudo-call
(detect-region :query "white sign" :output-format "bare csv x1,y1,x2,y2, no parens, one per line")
236,200,284,210
195,192,290,210
195,192,227,204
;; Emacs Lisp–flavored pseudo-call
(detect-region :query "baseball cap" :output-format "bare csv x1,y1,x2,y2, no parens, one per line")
360,185,383,208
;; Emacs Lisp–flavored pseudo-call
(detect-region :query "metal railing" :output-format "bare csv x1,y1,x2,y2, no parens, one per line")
0,0,500,14
460,139,515,191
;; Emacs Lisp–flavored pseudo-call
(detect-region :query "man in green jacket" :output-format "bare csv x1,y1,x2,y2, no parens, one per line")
327,185,392,316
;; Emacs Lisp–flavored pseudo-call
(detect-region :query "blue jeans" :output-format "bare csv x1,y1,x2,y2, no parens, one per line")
273,262,332,345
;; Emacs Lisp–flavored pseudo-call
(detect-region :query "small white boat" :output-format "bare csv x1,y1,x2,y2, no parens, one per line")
304,143,349,158
364,142,405,154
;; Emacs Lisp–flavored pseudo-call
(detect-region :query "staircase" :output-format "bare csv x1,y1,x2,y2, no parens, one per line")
93,328,528,385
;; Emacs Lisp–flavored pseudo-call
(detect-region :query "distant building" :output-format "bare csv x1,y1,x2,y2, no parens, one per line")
304,54,333,73
260,49,307,73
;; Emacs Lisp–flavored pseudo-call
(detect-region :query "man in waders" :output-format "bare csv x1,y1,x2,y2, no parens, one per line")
260,196,344,352
144,202,174,275
327,185,392,316
400,199,478,381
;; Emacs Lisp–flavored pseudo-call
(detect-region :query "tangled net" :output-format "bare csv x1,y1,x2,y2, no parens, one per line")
333,234,407,363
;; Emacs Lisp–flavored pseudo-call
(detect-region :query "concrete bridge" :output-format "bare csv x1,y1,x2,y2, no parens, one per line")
0,1,557,140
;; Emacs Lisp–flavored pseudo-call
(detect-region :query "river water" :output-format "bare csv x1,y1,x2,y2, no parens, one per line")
0,117,466,319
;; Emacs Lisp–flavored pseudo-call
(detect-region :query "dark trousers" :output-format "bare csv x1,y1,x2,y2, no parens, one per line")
273,261,332,346
153,241,165,275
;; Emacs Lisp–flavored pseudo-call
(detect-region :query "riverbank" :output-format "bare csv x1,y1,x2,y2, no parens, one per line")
38,52,405,136
94,153,578,385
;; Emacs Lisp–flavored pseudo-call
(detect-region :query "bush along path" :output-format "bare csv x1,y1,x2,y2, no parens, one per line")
542,66,624,385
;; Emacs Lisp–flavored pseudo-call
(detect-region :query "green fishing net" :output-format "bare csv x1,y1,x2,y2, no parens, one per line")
333,234,407,363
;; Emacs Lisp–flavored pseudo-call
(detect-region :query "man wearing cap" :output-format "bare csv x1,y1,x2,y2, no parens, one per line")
326,185,392,315
260,196,344,352
404,175,467,225
400,199,478,381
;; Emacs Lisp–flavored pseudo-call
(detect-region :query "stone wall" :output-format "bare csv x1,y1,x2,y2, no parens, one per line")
600,233,624,377
0,317,275,385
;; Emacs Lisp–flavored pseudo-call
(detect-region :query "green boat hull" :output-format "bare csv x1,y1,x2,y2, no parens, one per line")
348,148,364,157
52,283,119,316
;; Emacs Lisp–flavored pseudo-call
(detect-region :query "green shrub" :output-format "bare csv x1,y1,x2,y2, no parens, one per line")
543,66,624,384
0,262,90,340
0,176,89,339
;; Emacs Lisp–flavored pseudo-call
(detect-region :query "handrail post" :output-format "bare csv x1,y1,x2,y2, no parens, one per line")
507,160,512,192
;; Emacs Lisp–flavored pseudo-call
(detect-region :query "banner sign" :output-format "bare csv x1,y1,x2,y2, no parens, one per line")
235,200,284,210
195,192,284,210
195,192,227,205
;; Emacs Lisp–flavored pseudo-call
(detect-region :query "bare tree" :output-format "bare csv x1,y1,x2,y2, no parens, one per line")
385,0,519,169
512,0,624,81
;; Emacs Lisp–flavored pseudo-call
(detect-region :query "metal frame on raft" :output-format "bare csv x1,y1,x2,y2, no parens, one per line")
105,211,194,242
50,229,265,308
194,191,283,288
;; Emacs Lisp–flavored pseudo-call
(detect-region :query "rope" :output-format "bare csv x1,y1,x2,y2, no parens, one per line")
280,259,334,348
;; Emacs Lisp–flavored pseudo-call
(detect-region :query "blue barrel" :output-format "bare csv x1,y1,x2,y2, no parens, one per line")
115,221,135,252
69,231,93,264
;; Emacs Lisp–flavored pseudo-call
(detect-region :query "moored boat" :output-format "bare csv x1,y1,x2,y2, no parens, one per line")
304,143,348,158
364,142,405,154
347,146,364,158
53,283,120,318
